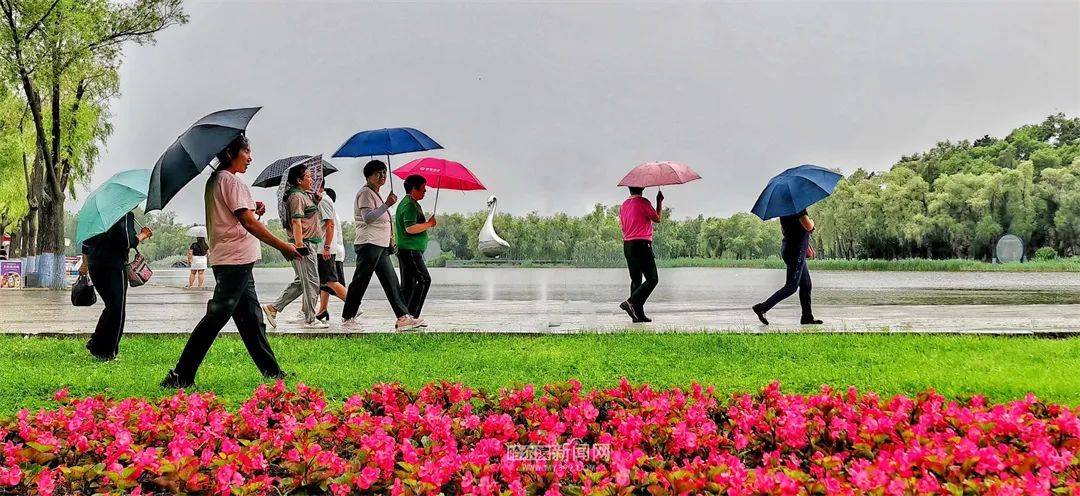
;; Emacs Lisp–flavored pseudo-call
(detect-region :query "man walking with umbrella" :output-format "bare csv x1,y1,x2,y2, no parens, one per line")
619,187,663,323
749,164,840,326
161,135,302,388
752,210,821,325
616,161,701,323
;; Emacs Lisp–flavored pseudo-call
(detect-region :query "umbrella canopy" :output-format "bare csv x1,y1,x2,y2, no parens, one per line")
751,164,843,220
186,225,207,238
332,127,442,158
252,155,339,188
393,157,485,214
392,157,486,191
146,107,261,212
75,169,151,245
617,161,701,188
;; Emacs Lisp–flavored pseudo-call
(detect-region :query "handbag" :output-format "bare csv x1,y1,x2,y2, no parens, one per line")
71,274,97,306
126,248,153,287
123,215,153,287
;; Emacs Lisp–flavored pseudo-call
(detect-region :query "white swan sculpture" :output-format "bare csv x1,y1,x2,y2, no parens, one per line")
479,195,510,258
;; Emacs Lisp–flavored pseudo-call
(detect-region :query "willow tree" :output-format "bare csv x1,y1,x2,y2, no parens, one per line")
0,0,185,282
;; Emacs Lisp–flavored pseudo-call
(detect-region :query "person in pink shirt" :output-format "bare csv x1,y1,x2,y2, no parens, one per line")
618,186,663,322
161,134,301,389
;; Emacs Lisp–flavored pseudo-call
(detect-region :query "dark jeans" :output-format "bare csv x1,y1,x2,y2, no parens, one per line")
624,240,658,311
87,262,127,358
397,249,431,318
759,244,813,317
342,244,407,320
172,263,281,382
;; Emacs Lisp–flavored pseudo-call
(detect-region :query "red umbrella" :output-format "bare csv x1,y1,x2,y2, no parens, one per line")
393,157,486,213
617,161,701,188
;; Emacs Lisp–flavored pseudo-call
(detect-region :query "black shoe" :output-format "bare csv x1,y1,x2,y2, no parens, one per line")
752,304,769,325
315,311,330,322
634,305,652,323
160,370,194,389
619,301,640,322
801,316,824,325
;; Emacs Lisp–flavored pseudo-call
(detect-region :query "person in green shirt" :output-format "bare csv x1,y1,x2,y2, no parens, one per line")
395,174,437,319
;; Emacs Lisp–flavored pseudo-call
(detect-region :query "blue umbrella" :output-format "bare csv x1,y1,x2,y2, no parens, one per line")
751,164,843,220
332,127,442,192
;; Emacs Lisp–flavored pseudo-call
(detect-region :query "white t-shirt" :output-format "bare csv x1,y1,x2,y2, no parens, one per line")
353,186,392,247
318,197,346,260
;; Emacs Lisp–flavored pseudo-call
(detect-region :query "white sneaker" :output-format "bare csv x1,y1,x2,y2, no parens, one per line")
303,320,330,330
395,316,422,331
341,318,363,331
285,311,306,324
263,305,278,328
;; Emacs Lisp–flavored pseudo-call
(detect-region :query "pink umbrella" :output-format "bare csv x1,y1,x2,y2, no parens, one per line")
393,157,486,213
617,161,701,188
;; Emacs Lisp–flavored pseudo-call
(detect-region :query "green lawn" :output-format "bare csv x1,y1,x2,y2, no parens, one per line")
0,333,1077,414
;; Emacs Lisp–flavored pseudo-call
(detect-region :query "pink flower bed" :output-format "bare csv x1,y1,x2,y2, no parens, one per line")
2,380,1080,495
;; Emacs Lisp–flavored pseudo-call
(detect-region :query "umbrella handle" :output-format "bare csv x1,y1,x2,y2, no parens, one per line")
386,154,394,195
432,174,443,216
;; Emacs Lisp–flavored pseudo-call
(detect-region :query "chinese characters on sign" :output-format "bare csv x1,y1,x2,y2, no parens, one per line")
506,443,611,462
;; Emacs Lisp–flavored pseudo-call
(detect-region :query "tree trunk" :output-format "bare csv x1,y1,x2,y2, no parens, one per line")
37,198,63,254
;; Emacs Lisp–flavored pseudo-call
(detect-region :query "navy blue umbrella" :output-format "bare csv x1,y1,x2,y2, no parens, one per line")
751,164,843,220
332,127,442,192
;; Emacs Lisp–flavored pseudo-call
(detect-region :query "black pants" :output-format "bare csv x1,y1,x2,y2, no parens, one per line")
397,249,431,318
87,262,127,358
624,240,658,311
342,244,407,320
172,263,281,382
759,246,813,317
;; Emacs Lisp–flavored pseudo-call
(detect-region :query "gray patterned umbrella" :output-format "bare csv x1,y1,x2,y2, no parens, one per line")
252,155,338,188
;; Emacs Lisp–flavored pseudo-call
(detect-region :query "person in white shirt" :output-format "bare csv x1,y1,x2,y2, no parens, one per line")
340,160,422,331
315,187,348,321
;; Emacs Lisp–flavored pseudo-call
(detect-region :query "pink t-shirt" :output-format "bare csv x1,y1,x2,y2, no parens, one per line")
620,196,659,241
205,170,262,266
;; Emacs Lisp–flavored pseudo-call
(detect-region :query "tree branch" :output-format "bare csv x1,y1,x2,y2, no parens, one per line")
22,0,60,41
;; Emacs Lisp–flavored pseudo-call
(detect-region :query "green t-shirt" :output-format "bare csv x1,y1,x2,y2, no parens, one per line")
394,195,428,252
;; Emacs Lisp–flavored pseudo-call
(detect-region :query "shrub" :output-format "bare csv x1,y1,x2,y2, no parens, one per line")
1035,246,1059,261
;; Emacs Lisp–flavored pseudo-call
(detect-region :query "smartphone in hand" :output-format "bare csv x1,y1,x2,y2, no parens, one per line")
296,246,311,256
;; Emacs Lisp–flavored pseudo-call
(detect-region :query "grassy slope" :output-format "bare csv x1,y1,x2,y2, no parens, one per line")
1,333,1077,414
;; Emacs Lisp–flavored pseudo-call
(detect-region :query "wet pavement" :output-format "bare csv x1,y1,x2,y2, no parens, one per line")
1,267,1078,335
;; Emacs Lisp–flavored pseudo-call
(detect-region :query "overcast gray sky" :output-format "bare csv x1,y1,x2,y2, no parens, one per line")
81,0,1079,224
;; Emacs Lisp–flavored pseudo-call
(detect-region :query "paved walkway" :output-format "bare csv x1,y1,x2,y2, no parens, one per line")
2,280,1078,335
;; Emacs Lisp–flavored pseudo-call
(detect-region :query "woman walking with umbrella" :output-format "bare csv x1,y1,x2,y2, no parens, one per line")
750,164,841,325
74,169,156,360
263,163,328,329
340,160,423,331
390,157,487,321
160,134,301,388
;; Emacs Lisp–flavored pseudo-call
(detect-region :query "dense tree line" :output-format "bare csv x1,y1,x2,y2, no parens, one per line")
812,114,1080,260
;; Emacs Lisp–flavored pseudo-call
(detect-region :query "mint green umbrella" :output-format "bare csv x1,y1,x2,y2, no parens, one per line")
74,169,151,245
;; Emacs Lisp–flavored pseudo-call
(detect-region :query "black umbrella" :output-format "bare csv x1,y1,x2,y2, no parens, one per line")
251,155,339,188
146,107,262,212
